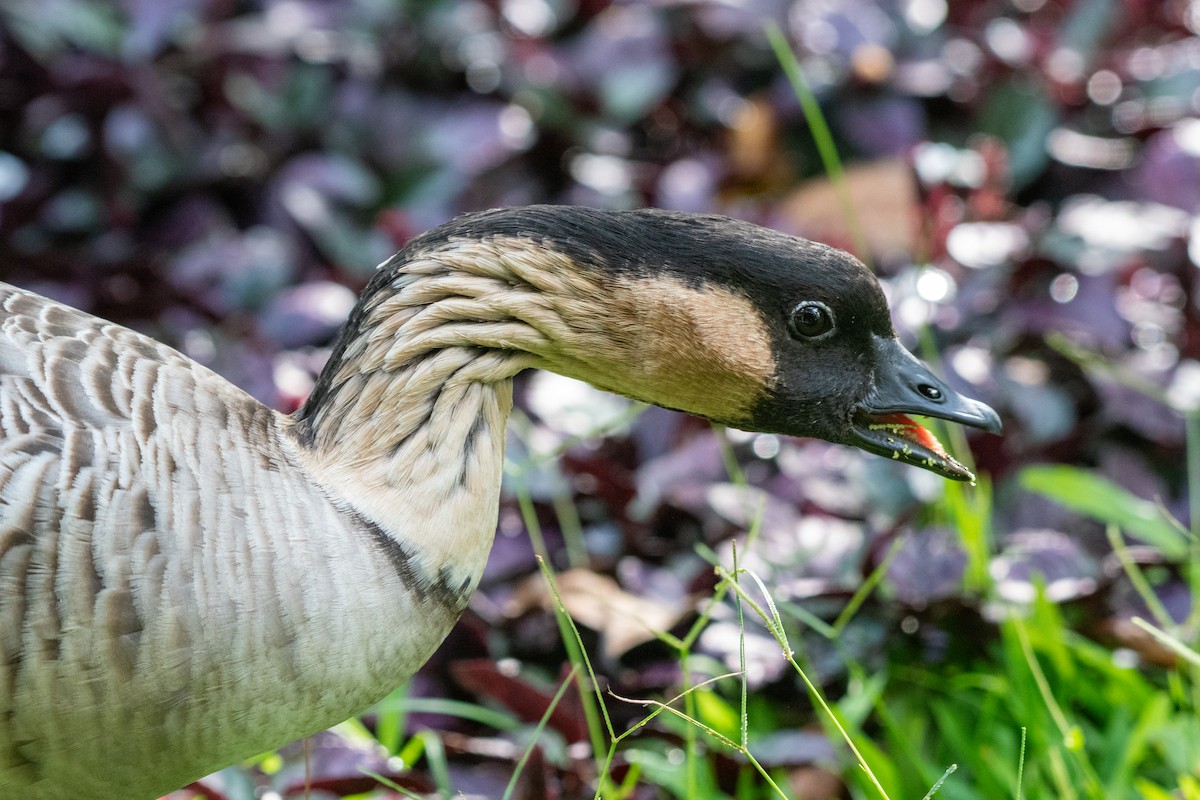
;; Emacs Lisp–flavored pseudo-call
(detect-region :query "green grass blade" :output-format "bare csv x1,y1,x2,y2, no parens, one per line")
1131,617,1200,668
371,695,521,731
501,664,581,800
1020,465,1191,559
764,22,870,263
920,763,957,800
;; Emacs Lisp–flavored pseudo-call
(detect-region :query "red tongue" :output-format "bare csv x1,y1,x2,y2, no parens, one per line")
871,413,948,457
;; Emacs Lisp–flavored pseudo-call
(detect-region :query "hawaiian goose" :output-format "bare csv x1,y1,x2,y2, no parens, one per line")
0,206,1000,798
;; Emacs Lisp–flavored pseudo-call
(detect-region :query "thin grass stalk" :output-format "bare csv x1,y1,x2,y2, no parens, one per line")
373,684,408,755
717,566,893,799
608,685,792,799
520,491,607,771
1046,747,1080,800
536,557,616,742
1186,411,1200,537
1011,618,1104,796
502,664,582,800
373,696,520,730
359,769,425,800
680,646,700,800
832,537,903,635
764,22,871,263
1130,617,1200,668
1016,726,1027,800
1106,524,1176,629
419,729,453,797
551,487,588,569
735,545,749,753
920,764,958,800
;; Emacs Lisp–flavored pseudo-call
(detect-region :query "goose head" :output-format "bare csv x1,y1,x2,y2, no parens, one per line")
370,205,1001,480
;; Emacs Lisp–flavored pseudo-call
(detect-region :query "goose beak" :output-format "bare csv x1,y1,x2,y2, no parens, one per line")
847,336,1002,481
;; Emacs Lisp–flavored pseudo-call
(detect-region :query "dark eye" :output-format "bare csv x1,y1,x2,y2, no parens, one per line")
788,301,834,339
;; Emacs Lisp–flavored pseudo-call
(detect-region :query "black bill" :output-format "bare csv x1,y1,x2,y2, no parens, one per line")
847,336,1003,481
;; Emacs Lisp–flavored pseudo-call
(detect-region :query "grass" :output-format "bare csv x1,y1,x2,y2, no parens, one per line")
316,374,1194,799
238,379,1199,792
344,434,1195,799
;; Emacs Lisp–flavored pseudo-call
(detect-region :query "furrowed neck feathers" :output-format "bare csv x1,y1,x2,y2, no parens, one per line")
293,229,777,466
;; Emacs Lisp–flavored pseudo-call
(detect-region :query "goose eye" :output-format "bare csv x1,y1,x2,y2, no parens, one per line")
788,301,834,339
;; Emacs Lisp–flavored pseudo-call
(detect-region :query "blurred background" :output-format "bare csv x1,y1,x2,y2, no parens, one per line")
1,1,1199,798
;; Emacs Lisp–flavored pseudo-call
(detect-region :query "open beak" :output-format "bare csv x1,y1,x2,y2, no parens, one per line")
848,336,1002,481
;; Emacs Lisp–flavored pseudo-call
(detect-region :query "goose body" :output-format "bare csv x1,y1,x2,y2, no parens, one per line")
0,206,1000,797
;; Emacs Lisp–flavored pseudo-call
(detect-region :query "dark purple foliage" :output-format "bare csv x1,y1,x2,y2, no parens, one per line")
3,0,1199,797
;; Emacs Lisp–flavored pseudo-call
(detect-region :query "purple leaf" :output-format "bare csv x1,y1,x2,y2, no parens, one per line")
991,529,1100,604
888,527,968,607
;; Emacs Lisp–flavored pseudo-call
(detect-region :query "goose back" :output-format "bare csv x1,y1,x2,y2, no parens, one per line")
0,284,466,797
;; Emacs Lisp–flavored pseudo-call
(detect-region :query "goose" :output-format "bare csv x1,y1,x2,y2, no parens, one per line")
0,205,1000,798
